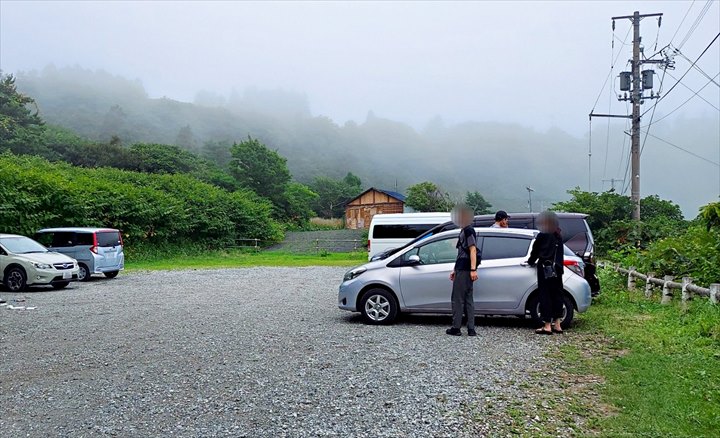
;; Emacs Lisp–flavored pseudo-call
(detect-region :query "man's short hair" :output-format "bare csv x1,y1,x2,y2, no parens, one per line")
494,210,510,221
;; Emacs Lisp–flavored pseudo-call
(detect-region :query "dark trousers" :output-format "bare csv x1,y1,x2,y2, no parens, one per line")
451,270,475,330
537,268,564,323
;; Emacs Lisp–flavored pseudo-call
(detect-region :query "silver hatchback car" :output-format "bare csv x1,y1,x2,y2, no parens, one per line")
338,228,591,328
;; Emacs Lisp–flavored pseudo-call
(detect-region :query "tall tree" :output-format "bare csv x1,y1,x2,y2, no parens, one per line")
310,175,362,218
0,73,44,150
465,191,493,215
405,181,453,212
175,124,197,151
229,137,291,204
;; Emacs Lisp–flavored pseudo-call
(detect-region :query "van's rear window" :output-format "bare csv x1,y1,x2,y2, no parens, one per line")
97,231,122,247
373,224,437,239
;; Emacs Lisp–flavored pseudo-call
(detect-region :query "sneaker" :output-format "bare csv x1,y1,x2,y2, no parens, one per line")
445,328,462,336
467,329,477,337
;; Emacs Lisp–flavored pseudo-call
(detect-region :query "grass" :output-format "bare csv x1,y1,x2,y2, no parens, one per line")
562,269,720,437
126,249,367,271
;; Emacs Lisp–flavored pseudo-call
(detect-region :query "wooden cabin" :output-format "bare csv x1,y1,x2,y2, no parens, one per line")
345,188,406,229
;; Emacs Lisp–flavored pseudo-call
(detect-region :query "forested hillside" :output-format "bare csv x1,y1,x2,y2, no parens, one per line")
8,66,720,214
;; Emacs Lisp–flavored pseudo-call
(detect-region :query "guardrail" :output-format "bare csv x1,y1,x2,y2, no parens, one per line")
599,262,720,305
313,239,366,252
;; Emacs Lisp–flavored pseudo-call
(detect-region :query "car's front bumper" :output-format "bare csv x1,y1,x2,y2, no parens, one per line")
27,267,80,285
338,279,364,312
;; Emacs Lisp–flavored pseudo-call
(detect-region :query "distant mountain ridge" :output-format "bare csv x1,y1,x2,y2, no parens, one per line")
14,65,719,215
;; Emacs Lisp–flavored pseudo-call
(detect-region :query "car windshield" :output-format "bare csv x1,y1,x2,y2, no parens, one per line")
0,236,49,254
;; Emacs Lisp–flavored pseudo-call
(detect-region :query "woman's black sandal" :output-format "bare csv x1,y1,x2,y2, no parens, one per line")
552,328,564,334
535,328,553,335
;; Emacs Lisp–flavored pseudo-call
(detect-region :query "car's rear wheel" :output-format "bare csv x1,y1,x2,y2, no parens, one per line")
528,292,575,329
52,281,70,290
78,264,90,282
359,288,398,325
4,267,27,292
104,271,119,279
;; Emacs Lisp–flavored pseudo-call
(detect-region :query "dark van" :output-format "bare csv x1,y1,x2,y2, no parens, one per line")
34,228,124,281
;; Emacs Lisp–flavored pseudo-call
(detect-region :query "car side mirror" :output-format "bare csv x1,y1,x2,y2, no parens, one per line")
408,254,422,265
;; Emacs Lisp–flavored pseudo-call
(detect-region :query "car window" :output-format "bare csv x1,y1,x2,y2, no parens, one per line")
481,236,531,260
508,219,534,229
97,231,122,247
51,232,75,248
403,237,458,265
75,233,94,246
559,218,588,243
0,237,48,254
34,233,53,247
373,224,438,239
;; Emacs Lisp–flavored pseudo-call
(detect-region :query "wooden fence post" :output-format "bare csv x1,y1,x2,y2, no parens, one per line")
681,277,693,303
628,266,637,291
710,284,720,305
645,272,656,299
661,275,674,305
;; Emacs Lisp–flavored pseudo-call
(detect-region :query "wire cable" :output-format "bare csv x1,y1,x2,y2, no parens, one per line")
663,68,720,111
640,32,720,118
640,130,720,167
639,68,667,157
671,45,720,87
670,0,696,44
642,72,720,129
677,0,714,50
591,26,632,113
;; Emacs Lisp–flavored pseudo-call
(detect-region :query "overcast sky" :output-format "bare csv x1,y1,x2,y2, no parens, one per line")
1,0,718,136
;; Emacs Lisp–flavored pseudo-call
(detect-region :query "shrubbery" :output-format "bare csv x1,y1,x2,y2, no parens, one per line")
0,153,283,247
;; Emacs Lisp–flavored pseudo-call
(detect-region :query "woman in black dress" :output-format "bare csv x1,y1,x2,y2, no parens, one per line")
527,211,565,335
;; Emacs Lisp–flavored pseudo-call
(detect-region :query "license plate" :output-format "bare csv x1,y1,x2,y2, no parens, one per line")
63,271,72,279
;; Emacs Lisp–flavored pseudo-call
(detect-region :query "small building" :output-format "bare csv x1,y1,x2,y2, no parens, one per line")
345,188,406,229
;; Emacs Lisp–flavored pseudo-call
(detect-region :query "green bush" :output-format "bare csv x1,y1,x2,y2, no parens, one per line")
0,153,283,248
607,225,720,286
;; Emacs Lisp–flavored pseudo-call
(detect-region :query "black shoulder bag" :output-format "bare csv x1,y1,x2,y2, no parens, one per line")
542,239,559,280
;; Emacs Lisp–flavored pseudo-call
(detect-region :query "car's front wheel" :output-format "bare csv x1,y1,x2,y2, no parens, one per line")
104,271,119,279
52,281,70,290
78,264,90,282
4,267,27,292
528,292,575,329
359,288,398,325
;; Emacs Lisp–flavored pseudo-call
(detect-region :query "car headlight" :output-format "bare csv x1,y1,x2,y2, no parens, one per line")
343,267,367,282
31,262,53,270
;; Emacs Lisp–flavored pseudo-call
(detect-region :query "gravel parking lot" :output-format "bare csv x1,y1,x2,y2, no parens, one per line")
1,267,562,437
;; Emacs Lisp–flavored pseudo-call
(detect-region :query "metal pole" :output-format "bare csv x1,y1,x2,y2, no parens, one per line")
631,10,641,221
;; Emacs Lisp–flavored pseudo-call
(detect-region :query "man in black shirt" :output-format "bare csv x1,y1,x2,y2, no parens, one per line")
447,205,479,336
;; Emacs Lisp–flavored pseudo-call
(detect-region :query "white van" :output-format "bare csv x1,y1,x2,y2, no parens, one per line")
368,212,451,260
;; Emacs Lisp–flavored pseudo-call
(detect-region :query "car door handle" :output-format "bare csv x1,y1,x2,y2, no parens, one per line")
520,262,530,267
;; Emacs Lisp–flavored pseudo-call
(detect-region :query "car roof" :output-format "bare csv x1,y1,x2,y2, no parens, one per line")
432,227,538,240
475,212,588,220
0,233,25,238
36,227,120,233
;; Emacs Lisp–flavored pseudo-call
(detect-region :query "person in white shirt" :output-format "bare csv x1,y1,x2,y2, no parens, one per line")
491,210,510,228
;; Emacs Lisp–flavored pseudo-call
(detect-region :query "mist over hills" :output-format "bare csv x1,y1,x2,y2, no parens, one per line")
14,65,719,216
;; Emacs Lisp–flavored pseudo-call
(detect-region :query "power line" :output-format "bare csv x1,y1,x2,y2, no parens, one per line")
676,0,714,49
590,26,632,113
640,32,720,118
640,130,720,167
669,0,695,43
639,68,667,157
663,68,720,111
671,45,720,87
642,72,720,129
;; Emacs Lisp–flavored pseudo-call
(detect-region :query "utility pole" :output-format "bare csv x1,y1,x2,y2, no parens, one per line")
590,10,666,221
526,187,534,212
602,178,625,191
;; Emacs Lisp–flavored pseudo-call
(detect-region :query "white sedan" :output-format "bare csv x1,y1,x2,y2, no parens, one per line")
0,234,80,291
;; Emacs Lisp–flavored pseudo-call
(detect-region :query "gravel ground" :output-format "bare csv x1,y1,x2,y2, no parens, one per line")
0,267,567,437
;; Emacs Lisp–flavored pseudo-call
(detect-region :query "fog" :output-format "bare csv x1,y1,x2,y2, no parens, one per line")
1,1,718,216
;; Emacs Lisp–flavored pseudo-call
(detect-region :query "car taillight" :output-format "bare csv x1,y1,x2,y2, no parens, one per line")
367,239,371,252
91,232,98,254
564,260,584,277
